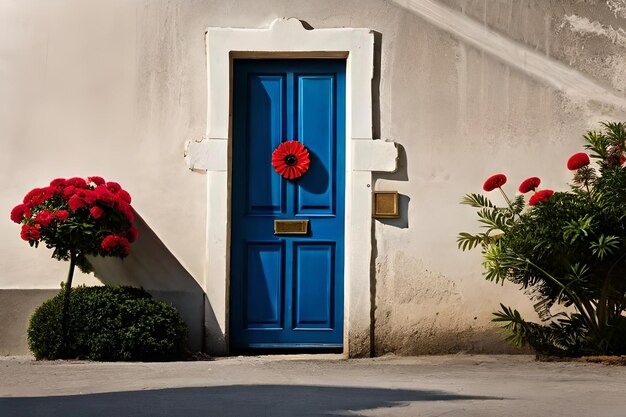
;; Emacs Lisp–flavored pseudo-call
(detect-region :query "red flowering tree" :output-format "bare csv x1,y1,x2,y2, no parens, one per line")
11,176,138,349
458,122,626,356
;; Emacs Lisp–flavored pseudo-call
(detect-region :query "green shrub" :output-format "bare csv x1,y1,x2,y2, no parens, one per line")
459,122,626,356
28,286,188,361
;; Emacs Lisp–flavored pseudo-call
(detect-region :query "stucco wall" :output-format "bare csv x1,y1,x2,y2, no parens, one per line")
1,0,625,355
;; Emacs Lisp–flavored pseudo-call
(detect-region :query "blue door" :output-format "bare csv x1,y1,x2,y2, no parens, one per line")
230,59,345,350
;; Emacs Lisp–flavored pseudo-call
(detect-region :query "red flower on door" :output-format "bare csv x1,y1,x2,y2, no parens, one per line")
272,140,310,179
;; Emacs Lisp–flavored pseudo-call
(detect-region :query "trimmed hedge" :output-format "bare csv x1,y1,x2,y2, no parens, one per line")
28,286,188,361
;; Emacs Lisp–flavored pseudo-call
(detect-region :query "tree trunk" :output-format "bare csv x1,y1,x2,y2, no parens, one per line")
61,250,77,355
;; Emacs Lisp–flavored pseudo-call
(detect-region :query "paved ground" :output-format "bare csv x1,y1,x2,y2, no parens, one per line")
1,354,625,417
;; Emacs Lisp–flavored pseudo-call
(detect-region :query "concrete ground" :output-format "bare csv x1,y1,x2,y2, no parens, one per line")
1,354,625,417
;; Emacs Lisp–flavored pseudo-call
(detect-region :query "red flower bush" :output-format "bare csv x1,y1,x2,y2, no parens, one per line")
567,153,590,170
482,174,507,192
518,177,541,194
12,176,140,354
10,176,138,267
271,140,310,180
528,189,554,206
460,122,626,357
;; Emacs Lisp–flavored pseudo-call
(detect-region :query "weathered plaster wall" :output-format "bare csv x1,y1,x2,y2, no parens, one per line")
0,290,58,355
374,0,626,354
1,0,624,355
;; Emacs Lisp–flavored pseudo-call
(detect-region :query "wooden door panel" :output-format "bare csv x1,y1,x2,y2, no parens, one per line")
231,59,345,350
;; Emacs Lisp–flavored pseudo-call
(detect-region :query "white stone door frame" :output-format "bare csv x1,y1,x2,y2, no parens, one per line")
185,18,397,356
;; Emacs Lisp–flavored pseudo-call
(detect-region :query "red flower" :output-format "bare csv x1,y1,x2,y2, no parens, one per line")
94,186,115,205
126,226,139,243
567,153,590,170
482,174,507,192
34,210,54,227
50,178,66,187
23,187,54,207
120,238,131,256
20,224,41,241
77,189,97,205
271,140,310,180
529,189,554,206
22,188,40,204
101,234,120,252
90,206,104,219
116,200,134,222
106,181,122,193
49,178,67,194
518,177,541,194
62,186,76,200
54,210,69,221
88,176,106,186
10,204,30,223
68,194,86,211
101,234,131,255
66,177,87,188
117,189,132,204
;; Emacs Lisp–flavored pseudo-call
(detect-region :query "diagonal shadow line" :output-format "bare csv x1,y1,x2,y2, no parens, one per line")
0,384,505,417
87,212,212,352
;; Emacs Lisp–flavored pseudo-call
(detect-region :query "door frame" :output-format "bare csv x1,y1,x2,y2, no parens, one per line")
185,18,397,356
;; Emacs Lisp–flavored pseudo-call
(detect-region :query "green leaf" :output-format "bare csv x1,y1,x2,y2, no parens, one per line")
562,214,594,244
590,235,620,260
492,304,529,348
457,232,482,251
460,193,495,209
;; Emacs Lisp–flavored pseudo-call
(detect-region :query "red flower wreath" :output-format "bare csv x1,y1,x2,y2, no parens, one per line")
272,140,310,179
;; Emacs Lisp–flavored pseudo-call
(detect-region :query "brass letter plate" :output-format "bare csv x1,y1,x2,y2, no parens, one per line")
274,220,309,235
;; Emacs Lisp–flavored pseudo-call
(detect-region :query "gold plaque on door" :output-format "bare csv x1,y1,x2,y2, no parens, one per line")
274,220,309,235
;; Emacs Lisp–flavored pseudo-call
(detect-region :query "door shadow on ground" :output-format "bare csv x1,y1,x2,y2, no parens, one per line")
0,384,503,417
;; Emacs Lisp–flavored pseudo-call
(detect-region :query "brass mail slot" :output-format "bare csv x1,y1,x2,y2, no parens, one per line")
274,219,309,235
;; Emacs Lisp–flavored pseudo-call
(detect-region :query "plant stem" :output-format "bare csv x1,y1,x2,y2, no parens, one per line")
597,252,626,332
61,249,77,355
498,187,513,209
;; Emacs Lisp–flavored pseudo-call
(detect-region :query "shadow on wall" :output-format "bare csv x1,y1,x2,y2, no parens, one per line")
371,30,409,229
88,213,217,353
0,385,503,417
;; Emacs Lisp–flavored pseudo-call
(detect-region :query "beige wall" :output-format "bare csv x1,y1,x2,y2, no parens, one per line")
1,0,625,355
0,290,58,355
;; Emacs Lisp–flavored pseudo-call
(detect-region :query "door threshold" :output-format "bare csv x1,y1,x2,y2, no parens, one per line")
231,345,343,356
